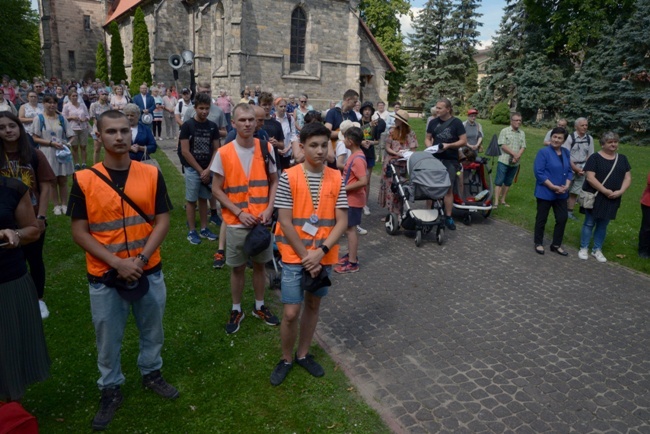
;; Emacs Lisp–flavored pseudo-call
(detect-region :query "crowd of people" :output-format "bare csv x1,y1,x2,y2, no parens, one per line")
2,72,649,431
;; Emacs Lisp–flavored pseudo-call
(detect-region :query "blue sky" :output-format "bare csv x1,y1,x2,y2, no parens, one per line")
403,0,506,48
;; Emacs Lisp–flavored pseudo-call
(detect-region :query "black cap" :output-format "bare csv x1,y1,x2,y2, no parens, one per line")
181,88,190,94
301,267,332,293
243,224,271,257
115,274,150,302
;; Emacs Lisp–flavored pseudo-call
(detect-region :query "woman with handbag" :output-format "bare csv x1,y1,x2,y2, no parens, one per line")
578,131,631,262
533,127,572,255
123,103,158,162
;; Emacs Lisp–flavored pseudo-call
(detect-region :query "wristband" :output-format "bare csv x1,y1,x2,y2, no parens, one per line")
136,253,149,265
237,209,243,217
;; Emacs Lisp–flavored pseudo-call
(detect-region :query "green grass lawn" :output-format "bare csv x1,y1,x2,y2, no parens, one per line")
407,117,649,275
26,151,389,433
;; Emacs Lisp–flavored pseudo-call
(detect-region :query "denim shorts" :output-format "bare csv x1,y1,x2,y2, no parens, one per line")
185,166,212,202
494,162,518,187
281,263,331,304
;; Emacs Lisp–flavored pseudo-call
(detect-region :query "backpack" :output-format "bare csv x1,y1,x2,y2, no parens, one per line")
344,154,367,185
259,138,275,180
569,132,592,150
37,113,68,141
178,100,184,113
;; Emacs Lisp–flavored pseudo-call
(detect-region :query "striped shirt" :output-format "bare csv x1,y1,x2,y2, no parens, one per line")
275,169,348,210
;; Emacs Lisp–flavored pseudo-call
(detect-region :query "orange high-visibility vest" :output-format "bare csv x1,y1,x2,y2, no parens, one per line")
75,162,161,277
275,165,341,265
219,139,270,225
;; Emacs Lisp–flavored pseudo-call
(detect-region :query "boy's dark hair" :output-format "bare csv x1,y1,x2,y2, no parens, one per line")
258,91,273,105
344,127,363,147
97,110,128,132
300,122,331,144
194,92,212,108
304,110,322,124
343,89,359,100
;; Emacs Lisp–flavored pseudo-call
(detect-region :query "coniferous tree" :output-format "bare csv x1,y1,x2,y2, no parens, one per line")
0,0,41,78
109,22,127,83
513,52,565,120
95,43,109,83
405,0,453,105
359,0,411,103
130,7,152,96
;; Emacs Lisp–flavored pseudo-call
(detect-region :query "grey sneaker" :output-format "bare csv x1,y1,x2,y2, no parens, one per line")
591,250,607,263
270,360,293,386
92,386,123,431
295,353,324,378
142,370,179,399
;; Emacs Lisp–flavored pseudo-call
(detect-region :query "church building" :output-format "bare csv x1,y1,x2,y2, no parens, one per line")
40,0,395,105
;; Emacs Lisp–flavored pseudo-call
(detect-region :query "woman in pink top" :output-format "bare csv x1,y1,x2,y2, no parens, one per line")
109,85,128,112
216,89,233,129
162,88,178,139
639,172,650,258
62,89,90,169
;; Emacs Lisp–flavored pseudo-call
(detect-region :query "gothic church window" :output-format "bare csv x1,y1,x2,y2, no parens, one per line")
290,7,306,72
84,15,91,31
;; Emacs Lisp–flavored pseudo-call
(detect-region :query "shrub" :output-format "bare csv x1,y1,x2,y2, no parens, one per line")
491,102,511,125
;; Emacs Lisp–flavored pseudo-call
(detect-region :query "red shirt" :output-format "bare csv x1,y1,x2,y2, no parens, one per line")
641,172,650,207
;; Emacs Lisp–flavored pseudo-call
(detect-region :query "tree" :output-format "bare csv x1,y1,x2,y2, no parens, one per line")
566,0,649,145
96,43,109,83
513,52,565,120
129,7,152,95
0,0,41,78
405,0,453,105
109,22,127,83
359,0,411,102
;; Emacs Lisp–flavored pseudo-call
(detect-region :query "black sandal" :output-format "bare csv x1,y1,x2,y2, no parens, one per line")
535,244,545,255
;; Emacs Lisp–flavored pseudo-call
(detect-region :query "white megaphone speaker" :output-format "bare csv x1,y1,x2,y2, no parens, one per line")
181,50,194,66
168,54,183,70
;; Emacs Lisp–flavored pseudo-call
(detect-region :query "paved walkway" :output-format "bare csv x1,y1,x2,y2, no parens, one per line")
158,141,650,433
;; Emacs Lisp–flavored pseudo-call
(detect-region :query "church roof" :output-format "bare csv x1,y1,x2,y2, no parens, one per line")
357,17,396,73
105,0,143,26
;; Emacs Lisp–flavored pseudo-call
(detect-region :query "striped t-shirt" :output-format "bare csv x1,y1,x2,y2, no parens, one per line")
275,169,348,210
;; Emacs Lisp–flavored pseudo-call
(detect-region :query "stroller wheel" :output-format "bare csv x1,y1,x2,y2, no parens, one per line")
463,214,472,226
415,230,423,247
482,208,492,219
385,213,400,235
436,227,445,245
267,270,281,291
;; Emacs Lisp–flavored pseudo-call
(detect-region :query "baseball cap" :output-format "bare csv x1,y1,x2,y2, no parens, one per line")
181,88,191,94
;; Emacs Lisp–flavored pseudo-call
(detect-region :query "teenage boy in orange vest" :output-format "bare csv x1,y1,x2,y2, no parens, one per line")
68,110,178,431
179,92,221,245
270,122,348,386
211,103,280,334
334,127,367,274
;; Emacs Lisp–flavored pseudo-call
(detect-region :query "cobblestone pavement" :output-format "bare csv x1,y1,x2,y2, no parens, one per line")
158,141,650,433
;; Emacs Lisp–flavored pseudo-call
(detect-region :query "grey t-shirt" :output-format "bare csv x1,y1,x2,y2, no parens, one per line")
183,103,227,130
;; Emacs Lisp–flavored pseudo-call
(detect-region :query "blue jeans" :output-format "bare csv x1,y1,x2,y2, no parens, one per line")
89,270,167,389
580,210,610,251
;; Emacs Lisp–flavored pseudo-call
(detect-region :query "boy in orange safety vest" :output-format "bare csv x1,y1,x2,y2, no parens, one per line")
270,122,348,386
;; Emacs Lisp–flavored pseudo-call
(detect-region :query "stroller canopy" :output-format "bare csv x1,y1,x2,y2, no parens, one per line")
407,152,451,200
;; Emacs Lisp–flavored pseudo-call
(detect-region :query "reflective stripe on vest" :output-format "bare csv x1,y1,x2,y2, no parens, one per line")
75,161,161,276
219,139,271,224
275,165,341,265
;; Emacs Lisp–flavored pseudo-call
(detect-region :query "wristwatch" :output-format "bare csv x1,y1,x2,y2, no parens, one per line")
319,244,330,255
136,253,149,265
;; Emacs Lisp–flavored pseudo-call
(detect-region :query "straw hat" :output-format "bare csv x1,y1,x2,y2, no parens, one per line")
394,109,410,125
338,120,361,142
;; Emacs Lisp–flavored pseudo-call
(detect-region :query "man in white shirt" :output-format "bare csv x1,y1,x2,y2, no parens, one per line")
174,88,194,129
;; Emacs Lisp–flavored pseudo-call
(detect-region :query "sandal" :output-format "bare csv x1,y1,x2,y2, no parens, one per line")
502,202,511,208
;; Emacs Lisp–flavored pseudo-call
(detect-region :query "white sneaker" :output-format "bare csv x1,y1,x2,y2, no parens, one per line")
591,250,607,263
363,206,371,216
578,248,589,260
60,205,67,214
53,205,62,215
39,300,50,319
356,225,368,235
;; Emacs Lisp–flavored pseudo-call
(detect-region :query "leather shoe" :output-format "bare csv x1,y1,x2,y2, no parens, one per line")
535,244,545,255
550,245,569,256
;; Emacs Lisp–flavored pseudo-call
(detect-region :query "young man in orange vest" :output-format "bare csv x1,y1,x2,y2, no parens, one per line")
68,110,178,430
270,122,348,386
211,103,280,334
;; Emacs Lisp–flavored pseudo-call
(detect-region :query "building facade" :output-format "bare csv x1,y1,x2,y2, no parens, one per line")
38,0,394,105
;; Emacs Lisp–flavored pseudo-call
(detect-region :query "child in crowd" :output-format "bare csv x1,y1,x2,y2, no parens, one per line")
152,87,164,140
334,127,367,274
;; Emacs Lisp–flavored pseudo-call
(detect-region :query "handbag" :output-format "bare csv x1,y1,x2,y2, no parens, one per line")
140,146,161,170
578,154,618,210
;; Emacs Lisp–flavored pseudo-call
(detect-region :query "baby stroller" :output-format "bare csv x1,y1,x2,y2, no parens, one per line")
266,211,282,291
453,156,494,225
385,152,451,247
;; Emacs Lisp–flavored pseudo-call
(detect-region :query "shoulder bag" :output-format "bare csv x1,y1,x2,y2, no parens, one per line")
578,154,618,209
140,146,161,171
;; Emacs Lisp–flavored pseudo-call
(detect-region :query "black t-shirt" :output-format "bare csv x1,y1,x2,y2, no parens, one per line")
262,118,285,143
179,118,220,169
360,119,380,162
426,117,466,161
68,165,173,220
0,176,28,283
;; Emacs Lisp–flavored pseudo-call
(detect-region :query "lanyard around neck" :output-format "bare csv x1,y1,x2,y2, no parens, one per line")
301,164,324,224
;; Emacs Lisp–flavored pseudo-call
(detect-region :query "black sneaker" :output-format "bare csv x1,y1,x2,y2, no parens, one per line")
445,217,457,231
252,304,280,326
213,251,226,269
142,370,179,399
295,353,325,378
226,310,244,334
270,360,293,386
92,386,123,431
